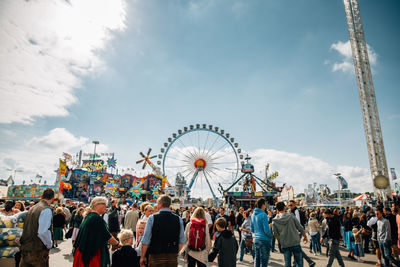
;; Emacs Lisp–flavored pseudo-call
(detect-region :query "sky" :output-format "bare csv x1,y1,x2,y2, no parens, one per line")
0,0,399,199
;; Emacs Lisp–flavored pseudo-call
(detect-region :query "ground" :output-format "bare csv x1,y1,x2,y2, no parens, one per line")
49,232,379,266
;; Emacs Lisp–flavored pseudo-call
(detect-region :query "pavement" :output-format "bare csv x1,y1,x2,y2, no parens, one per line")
50,235,380,266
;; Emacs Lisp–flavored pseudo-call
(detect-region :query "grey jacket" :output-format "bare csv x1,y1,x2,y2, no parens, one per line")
377,217,391,242
272,212,305,249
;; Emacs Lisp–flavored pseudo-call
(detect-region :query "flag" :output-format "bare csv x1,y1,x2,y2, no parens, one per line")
391,168,397,180
59,160,67,176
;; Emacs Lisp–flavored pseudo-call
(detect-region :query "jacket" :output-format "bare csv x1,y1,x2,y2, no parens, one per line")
111,245,139,267
250,208,272,241
272,212,304,249
377,217,391,242
208,229,238,267
307,218,321,235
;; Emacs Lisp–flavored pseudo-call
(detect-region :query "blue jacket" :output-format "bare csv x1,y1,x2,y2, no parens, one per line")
250,208,272,241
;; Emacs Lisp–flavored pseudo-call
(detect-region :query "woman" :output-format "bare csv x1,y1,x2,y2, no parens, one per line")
0,200,19,216
183,210,191,230
237,209,254,264
308,212,322,255
183,207,211,267
53,207,66,247
228,210,236,232
71,207,84,244
14,201,25,212
73,197,121,267
359,213,371,253
343,211,356,260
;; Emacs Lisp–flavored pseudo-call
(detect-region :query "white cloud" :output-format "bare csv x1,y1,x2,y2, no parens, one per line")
162,144,373,199
29,128,87,150
0,0,127,124
0,128,108,185
330,40,377,74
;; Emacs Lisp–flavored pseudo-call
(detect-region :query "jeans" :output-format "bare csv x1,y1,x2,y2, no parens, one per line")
311,232,321,253
379,241,400,267
239,239,255,261
326,239,345,267
254,239,271,267
282,245,303,267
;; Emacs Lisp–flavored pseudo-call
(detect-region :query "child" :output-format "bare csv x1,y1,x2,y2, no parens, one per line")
208,218,238,266
112,229,139,267
352,227,364,263
134,220,147,263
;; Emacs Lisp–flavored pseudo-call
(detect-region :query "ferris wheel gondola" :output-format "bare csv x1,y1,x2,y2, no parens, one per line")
157,124,243,201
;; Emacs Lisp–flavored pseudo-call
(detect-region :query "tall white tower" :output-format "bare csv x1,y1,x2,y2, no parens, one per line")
343,0,391,197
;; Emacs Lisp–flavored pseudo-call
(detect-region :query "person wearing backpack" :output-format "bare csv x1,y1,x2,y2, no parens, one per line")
183,207,211,267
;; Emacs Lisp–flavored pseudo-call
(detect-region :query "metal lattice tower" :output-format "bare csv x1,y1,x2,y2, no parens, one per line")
343,0,390,197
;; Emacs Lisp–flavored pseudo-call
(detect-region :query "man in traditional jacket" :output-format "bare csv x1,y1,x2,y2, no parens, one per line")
140,195,185,267
19,188,55,267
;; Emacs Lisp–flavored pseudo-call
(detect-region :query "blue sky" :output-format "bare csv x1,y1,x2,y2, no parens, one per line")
0,0,399,198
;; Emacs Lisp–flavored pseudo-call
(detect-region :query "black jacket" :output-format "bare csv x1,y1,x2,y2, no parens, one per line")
208,229,238,267
108,207,121,232
323,215,342,241
111,245,139,267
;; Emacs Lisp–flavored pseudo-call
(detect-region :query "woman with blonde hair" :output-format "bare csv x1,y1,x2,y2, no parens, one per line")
183,207,211,267
53,207,66,247
308,212,322,255
73,197,121,267
71,207,84,244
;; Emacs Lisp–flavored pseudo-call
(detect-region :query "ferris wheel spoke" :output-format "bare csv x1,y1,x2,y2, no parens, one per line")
176,137,198,160
182,168,195,178
209,161,238,165
206,169,232,184
164,164,191,169
164,154,191,163
201,130,210,156
208,141,230,159
203,134,220,159
197,131,201,154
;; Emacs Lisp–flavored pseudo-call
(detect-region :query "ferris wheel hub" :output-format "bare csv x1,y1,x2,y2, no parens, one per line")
194,158,207,170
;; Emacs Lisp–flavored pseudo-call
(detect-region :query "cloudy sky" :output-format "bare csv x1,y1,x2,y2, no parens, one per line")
0,0,399,198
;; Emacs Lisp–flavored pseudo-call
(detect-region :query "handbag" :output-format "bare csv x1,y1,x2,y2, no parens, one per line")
244,236,253,247
65,228,73,239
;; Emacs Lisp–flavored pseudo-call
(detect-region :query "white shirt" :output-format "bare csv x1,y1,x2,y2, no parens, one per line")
38,208,53,249
205,212,212,227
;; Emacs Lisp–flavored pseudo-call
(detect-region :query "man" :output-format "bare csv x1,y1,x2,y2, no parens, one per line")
213,207,230,238
384,207,400,260
140,195,185,267
250,198,272,266
288,200,315,267
124,203,140,238
272,201,308,267
236,207,244,243
376,208,400,267
321,209,345,267
108,199,121,251
19,188,55,267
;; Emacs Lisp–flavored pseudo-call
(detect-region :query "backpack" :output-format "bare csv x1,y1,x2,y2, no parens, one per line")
188,218,206,251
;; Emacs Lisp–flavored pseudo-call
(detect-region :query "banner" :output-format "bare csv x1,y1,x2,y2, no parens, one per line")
391,168,397,180
82,160,106,172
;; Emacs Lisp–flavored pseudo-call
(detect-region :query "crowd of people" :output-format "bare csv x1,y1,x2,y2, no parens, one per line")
3,190,400,266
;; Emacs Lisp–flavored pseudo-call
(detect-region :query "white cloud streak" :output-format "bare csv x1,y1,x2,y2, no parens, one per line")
330,40,377,74
0,0,127,124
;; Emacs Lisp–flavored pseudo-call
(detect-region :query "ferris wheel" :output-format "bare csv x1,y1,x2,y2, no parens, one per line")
157,124,243,201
